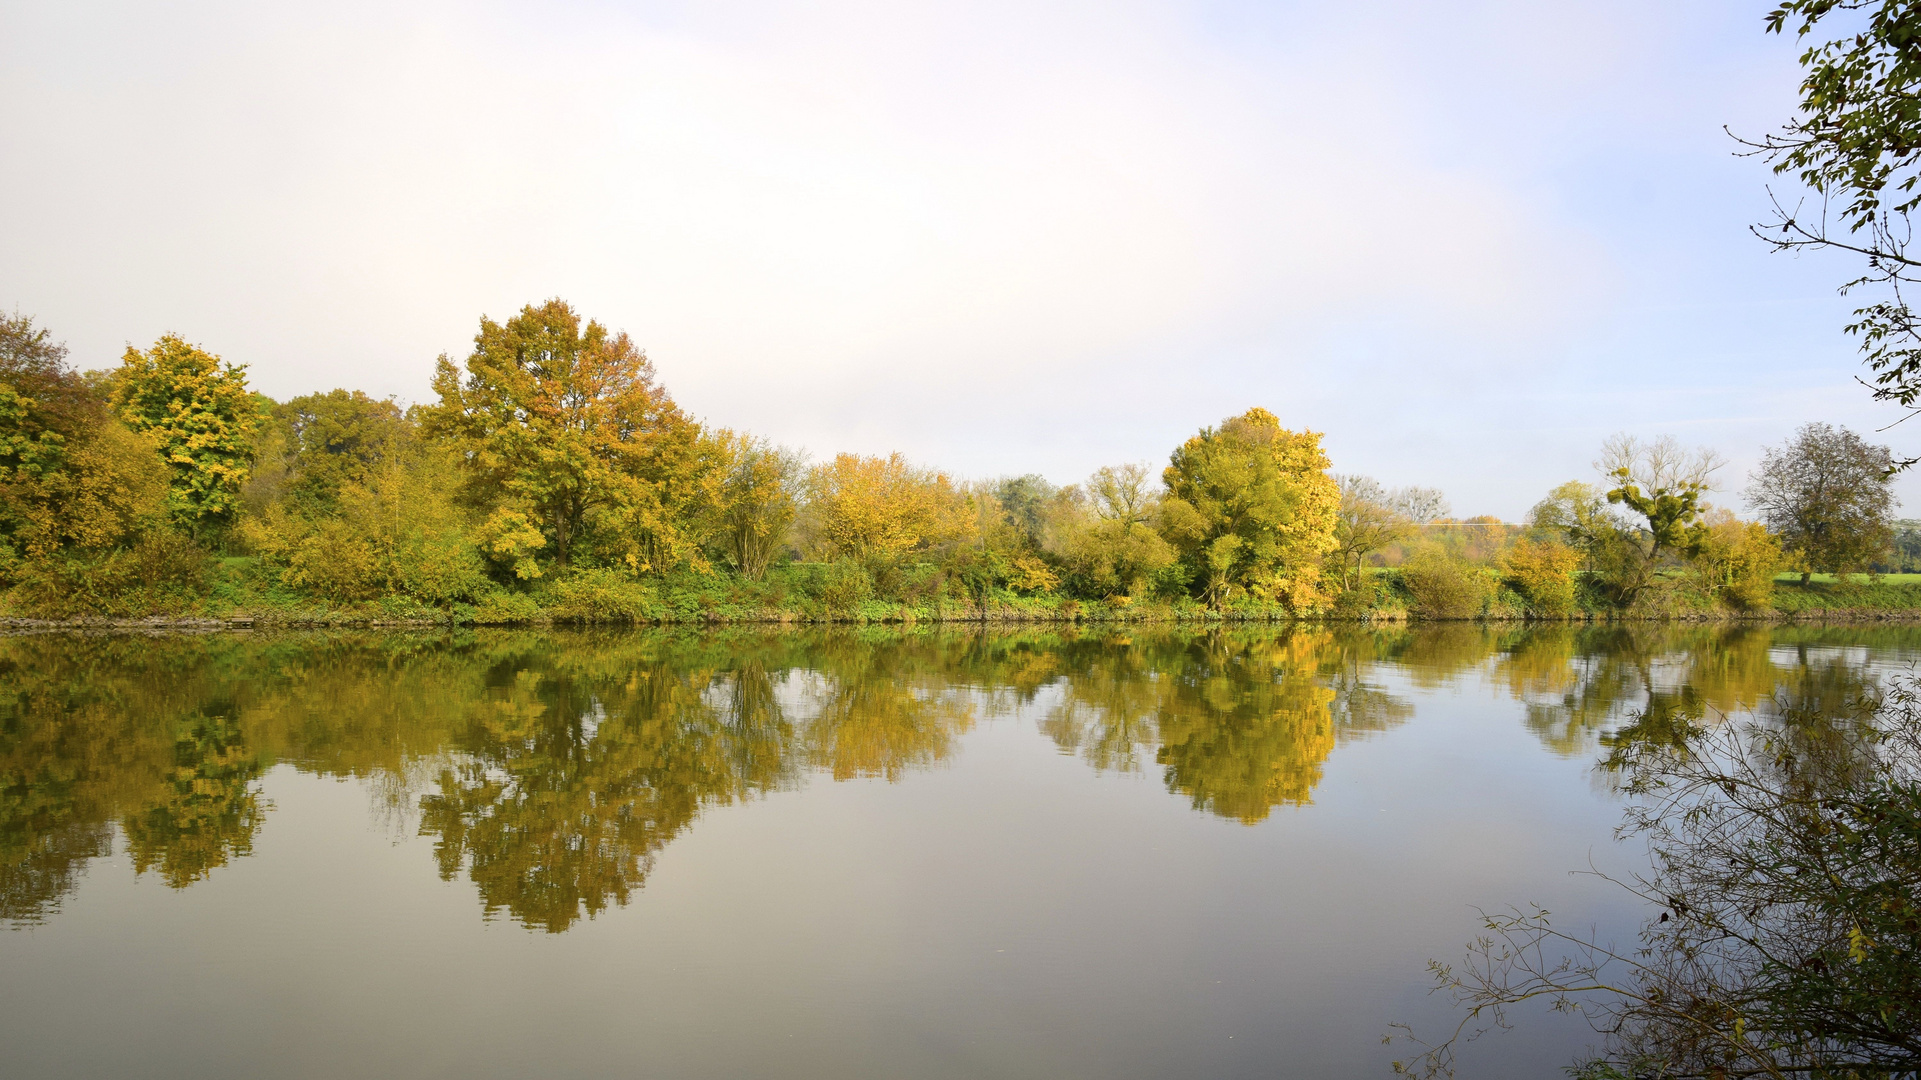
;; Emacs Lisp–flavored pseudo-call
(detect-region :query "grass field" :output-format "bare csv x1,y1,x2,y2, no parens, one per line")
1774,572,1921,585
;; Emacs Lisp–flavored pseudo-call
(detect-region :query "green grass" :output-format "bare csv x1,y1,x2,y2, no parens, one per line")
1774,571,1921,585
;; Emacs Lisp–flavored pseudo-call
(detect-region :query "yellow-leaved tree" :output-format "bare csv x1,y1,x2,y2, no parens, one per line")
421,299,712,577
110,335,258,535
1157,408,1340,609
806,452,973,564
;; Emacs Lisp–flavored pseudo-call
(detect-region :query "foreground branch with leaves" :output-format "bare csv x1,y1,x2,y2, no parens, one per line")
1392,674,1921,1079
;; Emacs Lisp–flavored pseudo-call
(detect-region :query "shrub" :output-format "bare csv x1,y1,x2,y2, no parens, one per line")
7,531,210,616
1503,536,1581,616
1699,510,1784,611
544,568,659,621
1400,552,1489,619
815,559,874,612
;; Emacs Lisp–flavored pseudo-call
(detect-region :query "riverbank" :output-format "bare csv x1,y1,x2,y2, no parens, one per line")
8,564,1921,631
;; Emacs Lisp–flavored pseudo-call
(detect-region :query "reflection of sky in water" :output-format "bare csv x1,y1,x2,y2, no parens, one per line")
2,625,1917,1079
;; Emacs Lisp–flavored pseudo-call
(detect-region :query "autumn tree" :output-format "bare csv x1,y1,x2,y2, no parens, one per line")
1157,408,1340,609
268,389,409,513
1324,475,1446,592
1591,434,1725,606
804,452,972,564
111,334,258,535
1746,421,1897,581
709,432,805,580
1697,507,1785,610
422,299,708,575
0,315,174,598
1045,463,1176,598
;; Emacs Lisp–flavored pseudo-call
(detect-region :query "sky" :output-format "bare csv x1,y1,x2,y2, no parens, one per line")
1,0,1910,518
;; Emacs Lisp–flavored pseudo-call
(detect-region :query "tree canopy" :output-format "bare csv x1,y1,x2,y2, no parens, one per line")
1746,421,1898,578
111,334,258,534
423,299,708,574
1158,408,1340,609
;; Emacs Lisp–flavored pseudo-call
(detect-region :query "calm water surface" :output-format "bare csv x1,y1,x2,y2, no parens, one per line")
3,625,1915,1078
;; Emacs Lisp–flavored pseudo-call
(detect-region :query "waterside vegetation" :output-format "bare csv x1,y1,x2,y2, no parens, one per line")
1,304,1912,626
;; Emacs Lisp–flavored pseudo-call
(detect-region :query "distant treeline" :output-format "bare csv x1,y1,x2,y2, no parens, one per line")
0,300,1907,622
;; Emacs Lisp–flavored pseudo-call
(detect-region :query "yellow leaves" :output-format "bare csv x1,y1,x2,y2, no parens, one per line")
477,508,547,580
1849,923,1875,963
808,451,973,562
1162,408,1340,610
1010,555,1059,593
110,334,257,530
1504,535,1582,615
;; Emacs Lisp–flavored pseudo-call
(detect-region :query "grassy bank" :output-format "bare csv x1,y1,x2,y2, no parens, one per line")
9,560,1921,629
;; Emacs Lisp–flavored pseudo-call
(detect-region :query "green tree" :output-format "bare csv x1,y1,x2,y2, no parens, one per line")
272,389,408,512
111,334,258,534
1045,463,1177,598
1596,434,1725,606
1157,408,1341,609
709,432,805,580
1746,421,1897,581
422,299,708,574
1751,1,1921,439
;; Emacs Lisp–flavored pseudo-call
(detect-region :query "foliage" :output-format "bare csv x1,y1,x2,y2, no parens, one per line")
1747,422,1897,580
1326,475,1414,592
258,389,408,513
1158,408,1341,610
708,432,805,580
1579,436,1727,608
1394,672,1921,1079
1045,463,1178,598
1752,0,1921,435
804,451,972,565
110,334,258,533
1400,552,1490,619
0,314,192,603
240,432,490,607
1698,509,1786,611
422,299,709,573
1502,535,1582,616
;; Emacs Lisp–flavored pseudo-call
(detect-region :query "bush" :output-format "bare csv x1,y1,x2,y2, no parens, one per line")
7,532,210,616
1400,552,1489,619
815,559,874,612
1503,536,1580,616
543,568,660,622
469,589,541,624
1699,511,1784,611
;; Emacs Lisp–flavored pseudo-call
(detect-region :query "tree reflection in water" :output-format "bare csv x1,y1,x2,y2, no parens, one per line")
0,623,1910,930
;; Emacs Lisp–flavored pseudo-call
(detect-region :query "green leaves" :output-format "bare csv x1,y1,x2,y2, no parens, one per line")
111,335,257,534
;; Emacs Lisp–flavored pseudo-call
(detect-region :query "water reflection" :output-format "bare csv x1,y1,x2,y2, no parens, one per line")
1,624,1914,930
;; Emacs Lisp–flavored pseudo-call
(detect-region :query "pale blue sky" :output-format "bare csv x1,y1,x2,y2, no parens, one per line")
1,0,1907,517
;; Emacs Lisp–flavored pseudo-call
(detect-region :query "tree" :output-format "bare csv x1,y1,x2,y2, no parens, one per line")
111,334,258,534
709,432,805,580
1597,434,1726,606
804,452,972,564
272,389,408,512
993,474,1060,550
1698,508,1786,610
422,299,707,574
1045,463,1177,598
0,315,172,582
1749,2,1921,438
1325,475,1443,592
1157,408,1341,609
1747,422,1897,581
1502,535,1582,616
1392,675,1921,1080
